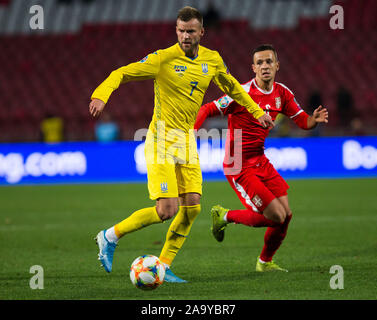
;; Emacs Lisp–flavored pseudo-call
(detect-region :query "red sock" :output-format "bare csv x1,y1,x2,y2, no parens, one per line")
226,209,279,227
260,214,292,262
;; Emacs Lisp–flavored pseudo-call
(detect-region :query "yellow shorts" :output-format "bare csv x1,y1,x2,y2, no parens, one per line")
144,131,202,200
146,162,202,200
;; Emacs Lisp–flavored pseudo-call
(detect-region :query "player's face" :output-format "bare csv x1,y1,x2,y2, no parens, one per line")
176,18,204,57
252,50,279,83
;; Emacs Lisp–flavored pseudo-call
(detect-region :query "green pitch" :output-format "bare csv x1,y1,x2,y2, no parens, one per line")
1,178,376,300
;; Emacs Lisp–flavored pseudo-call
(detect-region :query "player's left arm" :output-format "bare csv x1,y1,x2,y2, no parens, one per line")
212,54,274,129
306,105,329,129
285,94,328,130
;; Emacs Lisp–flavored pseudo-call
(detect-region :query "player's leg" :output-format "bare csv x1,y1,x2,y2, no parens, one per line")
212,158,291,271
211,169,281,242
259,195,292,263
276,195,292,219
95,204,165,273
257,160,292,271
156,197,180,220
95,160,179,272
159,163,202,282
159,192,201,264
106,163,179,240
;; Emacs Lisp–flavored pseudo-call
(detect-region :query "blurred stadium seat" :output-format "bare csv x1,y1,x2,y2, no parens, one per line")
0,0,376,142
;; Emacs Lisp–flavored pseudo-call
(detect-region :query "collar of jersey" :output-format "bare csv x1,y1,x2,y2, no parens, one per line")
176,43,199,60
252,78,274,95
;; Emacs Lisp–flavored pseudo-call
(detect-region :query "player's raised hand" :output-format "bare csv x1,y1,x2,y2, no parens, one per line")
258,113,275,129
313,105,328,124
89,98,105,118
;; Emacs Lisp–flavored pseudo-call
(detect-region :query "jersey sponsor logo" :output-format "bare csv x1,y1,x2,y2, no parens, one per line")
217,96,232,109
174,65,187,76
160,182,168,193
275,97,281,109
201,63,208,74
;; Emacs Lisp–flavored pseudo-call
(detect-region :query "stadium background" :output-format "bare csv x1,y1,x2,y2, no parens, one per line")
0,0,377,301
0,0,376,185
1,0,376,143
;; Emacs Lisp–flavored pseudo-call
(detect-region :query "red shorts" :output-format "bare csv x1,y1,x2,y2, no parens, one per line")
225,155,289,213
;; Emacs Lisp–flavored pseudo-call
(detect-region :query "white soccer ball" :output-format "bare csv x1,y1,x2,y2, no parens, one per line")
129,255,165,290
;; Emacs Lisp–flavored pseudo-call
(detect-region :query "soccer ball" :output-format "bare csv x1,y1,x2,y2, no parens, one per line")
129,255,165,290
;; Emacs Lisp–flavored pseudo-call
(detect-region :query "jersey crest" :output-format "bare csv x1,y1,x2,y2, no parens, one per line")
201,63,208,75
160,182,168,193
275,97,281,109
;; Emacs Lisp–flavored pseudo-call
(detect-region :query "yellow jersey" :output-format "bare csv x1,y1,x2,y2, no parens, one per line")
91,43,264,141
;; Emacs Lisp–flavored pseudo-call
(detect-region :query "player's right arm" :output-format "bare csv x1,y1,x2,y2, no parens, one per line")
89,52,160,117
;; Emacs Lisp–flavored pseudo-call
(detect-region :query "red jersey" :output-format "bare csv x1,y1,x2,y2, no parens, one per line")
195,78,309,170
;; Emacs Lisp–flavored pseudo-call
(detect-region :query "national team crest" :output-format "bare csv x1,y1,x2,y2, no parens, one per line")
275,97,281,109
201,63,208,74
252,194,263,207
160,182,168,193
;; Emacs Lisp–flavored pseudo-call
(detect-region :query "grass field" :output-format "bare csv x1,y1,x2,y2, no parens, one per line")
0,178,376,300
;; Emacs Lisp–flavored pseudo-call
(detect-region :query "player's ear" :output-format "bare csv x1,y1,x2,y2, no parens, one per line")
276,61,280,72
252,63,256,74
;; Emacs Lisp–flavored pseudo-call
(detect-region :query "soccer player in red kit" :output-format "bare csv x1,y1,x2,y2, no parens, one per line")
194,44,328,272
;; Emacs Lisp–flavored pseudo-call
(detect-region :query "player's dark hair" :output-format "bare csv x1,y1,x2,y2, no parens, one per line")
177,6,203,26
252,44,278,63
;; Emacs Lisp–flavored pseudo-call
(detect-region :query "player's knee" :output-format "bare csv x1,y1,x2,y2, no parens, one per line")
156,203,179,221
264,201,286,224
274,211,286,224
265,211,285,224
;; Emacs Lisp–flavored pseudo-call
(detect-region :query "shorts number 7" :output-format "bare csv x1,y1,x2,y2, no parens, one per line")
190,81,198,96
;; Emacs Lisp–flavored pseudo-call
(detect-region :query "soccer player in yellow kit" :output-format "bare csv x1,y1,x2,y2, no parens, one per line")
89,6,274,282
